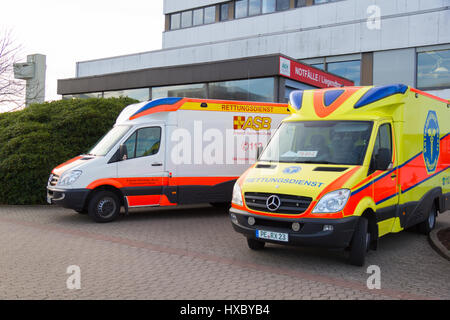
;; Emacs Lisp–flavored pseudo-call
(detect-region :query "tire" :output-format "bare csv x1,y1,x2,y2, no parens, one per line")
348,217,370,266
417,204,437,235
247,238,265,250
88,190,121,223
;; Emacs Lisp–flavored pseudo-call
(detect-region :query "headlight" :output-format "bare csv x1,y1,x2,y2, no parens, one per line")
232,182,243,206
58,170,82,186
312,189,351,213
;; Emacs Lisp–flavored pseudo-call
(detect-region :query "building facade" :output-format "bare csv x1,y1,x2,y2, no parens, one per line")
58,0,450,100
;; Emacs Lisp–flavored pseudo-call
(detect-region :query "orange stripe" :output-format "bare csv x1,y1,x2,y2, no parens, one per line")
86,176,237,189
317,166,361,199
127,195,160,207
313,87,361,118
53,156,82,171
410,88,449,104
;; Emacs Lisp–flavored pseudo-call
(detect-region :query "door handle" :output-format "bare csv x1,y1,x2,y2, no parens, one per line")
152,162,163,167
391,174,397,179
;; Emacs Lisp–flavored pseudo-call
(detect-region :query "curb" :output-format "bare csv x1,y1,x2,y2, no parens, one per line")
428,227,450,261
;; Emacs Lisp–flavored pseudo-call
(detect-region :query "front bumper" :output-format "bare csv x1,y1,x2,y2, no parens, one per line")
47,187,90,211
230,207,359,249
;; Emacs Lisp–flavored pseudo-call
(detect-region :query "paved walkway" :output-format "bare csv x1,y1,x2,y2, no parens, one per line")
0,205,448,299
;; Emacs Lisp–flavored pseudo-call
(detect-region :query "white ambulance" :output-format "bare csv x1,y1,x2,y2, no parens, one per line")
47,97,289,222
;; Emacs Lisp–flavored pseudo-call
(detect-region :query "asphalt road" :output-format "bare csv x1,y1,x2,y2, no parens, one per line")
0,205,448,300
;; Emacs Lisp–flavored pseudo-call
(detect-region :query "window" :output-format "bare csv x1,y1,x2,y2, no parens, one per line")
209,78,275,102
276,0,290,11
311,63,325,70
260,121,373,165
193,9,204,26
204,6,216,24
262,0,276,13
327,60,361,85
373,124,392,158
152,83,207,99
417,49,450,89
235,0,249,18
123,127,161,160
314,0,341,4
170,13,181,30
249,0,262,16
220,3,230,21
295,0,307,7
103,88,149,102
181,11,192,28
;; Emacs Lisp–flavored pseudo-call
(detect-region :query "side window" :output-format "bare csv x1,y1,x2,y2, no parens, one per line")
122,127,161,160
123,132,136,159
369,123,392,174
136,127,161,158
373,124,392,157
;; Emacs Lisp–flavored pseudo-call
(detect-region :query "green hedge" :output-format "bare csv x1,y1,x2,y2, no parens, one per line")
0,97,137,205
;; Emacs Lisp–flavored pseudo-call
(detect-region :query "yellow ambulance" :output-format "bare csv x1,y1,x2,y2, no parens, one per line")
229,84,449,266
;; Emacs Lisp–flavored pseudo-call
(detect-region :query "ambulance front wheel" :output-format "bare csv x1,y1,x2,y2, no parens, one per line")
88,190,121,223
348,217,370,267
247,238,265,250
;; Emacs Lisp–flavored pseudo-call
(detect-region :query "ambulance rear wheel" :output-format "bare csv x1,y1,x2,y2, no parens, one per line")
247,238,265,250
418,204,437,235
88,190,120,223
348,217,370,267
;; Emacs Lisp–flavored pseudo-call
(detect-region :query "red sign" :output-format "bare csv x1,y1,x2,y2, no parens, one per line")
279,56,354,88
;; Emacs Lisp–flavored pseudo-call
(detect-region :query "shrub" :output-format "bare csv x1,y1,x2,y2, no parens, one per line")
0,97,137,204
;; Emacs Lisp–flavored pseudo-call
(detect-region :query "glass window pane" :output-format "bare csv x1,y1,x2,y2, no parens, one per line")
314,0,329,4
235,0,248,18
193,9,204,25
209,78,275,102
220,4,229,21
204,6,216,24
373,124,392,159
123,132,137,159
311,63,325,70
262,0,276,13
181,11,192,28
276,0,290,11
136,127,161,158
296,0,307,7
249,0,262,16
103,88,149,102
170,13,180,30
417,50,450,89
327,60,361,85
152,83,207,99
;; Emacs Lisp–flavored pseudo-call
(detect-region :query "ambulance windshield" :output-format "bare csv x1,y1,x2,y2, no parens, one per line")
88,125,131,156
260,121,373,165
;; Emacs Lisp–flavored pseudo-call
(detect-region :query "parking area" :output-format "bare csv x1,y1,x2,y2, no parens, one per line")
0,205,448,300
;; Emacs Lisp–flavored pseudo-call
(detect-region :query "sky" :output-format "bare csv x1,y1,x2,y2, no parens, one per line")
0,0,164,108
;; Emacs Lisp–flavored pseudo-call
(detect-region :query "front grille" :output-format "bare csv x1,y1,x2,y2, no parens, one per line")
48,174,59,186
244,192,312,214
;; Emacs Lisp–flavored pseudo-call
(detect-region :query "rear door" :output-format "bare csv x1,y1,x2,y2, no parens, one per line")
117,125,166,207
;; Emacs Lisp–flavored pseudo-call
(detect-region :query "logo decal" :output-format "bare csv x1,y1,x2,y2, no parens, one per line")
233,116,272,131
279,57,291,77
266,195,281,212
283,166,301,174
423,110,440,174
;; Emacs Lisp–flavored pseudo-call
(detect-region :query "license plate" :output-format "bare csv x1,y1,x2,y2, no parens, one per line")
256,230,289,242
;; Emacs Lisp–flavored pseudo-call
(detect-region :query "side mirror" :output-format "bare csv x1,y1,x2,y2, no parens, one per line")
256,146,264,159
119,144,128,161
374,148,391,171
